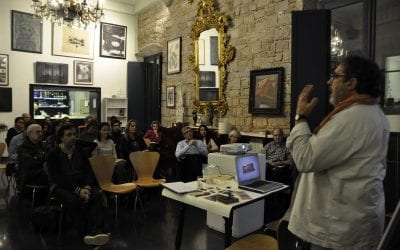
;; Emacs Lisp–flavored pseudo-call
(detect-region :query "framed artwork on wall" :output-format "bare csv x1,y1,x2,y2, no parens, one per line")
74,60,93,85
35,62,68,84
100,22,127,59
166,86,175,108
52,24,94,59
0,54,9,86
167,37,181,74
249,67,284,115
11,10,42,54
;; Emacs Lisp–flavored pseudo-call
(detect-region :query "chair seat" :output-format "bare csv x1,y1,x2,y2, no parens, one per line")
102,183,137,194
226,234,278,250
134,178,166,188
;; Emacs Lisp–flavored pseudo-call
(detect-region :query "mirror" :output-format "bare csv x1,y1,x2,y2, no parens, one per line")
190,0,235,117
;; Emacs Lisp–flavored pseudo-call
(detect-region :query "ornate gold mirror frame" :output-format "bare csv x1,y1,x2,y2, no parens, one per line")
190,0,235,117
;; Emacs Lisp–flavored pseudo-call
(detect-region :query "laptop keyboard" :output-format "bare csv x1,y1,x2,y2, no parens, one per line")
247,180,282,189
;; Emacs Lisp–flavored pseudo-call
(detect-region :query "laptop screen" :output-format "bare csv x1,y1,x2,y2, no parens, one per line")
235,154,261,184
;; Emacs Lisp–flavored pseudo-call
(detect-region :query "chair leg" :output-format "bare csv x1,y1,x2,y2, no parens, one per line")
58,204,63,243
133,188,146,221
31,187,36,211
115,194,118,230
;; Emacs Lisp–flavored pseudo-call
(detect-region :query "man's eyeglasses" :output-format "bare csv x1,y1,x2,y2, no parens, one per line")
330,72,345,80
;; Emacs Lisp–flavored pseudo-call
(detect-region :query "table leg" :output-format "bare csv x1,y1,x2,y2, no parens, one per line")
223,216,233,247
175,204,186,250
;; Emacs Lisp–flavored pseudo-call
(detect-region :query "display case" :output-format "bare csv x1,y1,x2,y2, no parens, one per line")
29,84,101,122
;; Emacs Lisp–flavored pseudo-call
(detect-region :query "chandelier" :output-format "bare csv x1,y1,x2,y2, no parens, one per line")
31,0,104,28
331,27,345,58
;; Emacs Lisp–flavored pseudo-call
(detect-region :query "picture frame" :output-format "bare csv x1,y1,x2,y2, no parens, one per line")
166,86,175,108
74,60,93,85
100,22,127,59
35,62,68,84
11,10,42,54
167,37,181,74
0,54,9,86
52,24,94,59
249,67,284,115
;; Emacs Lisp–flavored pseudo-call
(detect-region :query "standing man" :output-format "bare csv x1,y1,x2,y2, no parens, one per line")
286,55,390,249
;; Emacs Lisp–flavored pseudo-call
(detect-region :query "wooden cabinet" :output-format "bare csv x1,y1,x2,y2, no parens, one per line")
103,98,128,127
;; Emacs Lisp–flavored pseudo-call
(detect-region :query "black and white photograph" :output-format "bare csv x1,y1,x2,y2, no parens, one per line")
74,60,93,85
35,62,68,84
11,10,42,53
0,54,9,85
100,22,127,59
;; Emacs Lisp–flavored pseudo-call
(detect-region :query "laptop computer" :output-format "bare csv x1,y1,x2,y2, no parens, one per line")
235,155,287,194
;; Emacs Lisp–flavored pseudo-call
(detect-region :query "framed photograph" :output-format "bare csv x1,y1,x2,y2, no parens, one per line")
74,60,93,85
0,54,9,86
35,62,68,84
52,24,94,59
166,86,175,108
11,10,42,53
167,37,181,74
249,67,284,115
100,22,127,59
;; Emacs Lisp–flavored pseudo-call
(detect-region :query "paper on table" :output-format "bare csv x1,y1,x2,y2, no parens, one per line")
162,181,198,194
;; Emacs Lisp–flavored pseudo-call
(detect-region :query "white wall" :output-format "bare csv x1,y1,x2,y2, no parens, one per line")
0,0,138,133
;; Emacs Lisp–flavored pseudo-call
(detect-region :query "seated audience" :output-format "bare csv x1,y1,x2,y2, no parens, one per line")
6,116,25,147
17,123,48,199
21,113,32,122
110,119,123,154
228,129,241,144
79,120,99,142
48,124,110,246
92,122,128,183
197,125,218,153
175,126,208,182
143,121,163,150
262,128,295,223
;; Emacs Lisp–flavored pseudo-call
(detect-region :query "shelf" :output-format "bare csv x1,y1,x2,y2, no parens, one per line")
34,97,67,100
38,106,69,108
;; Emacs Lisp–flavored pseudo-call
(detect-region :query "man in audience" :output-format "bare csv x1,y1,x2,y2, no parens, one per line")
6,117,24,147
21,113,32,122
110,119,123,155
175,126,208,181
48,124,110,246
263,128,294,184
262,128,294,223
286,55,389,249
17,123,48,200
79,120,99,142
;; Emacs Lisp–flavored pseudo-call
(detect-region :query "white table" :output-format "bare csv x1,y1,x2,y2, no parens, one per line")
162,181,288,249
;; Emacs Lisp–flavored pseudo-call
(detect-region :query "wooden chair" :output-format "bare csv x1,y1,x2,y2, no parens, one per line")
129,151,166,218
89,155,137,229
225,233,278,250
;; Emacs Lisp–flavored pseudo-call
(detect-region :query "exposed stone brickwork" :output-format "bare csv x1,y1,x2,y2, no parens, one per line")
137,0,303,134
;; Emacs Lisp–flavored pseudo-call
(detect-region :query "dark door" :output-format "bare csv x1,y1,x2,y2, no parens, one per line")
127,53,162,132
291,10,331,130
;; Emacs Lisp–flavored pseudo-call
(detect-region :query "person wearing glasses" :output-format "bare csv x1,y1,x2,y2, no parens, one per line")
175,126,208,182
286,55,389,249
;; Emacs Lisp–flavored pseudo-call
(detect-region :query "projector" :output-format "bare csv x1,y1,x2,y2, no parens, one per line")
220,143,252,154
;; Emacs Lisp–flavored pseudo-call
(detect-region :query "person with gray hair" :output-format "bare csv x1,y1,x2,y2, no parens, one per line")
17,122,48,199
228,129,241,144
286,55,389,249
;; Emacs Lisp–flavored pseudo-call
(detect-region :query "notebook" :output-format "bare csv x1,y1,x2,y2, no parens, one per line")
236,157,287,194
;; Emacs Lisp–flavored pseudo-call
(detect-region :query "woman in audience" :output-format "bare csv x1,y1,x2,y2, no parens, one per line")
119,119,146,180
92,122,128,183
228,129,241,144
143,120,163,150
197,125,218,153
6,117,24,147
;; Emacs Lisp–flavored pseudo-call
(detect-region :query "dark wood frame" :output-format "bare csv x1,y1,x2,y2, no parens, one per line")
35,62,68,84
167,37,182,74
0,54,9,86
100,22,127,59
11,10,42,54
249,67,284,115
74,60,93,85
166,86,175,108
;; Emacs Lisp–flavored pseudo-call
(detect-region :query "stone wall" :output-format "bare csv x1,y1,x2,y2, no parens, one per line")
137,0,303,134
